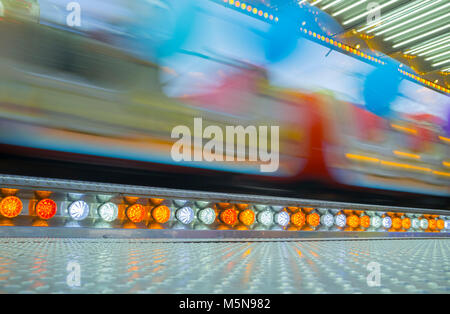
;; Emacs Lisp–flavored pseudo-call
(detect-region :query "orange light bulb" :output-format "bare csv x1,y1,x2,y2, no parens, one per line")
392,217,402,230
239,209,255,226
0,196,22,218
35,199,57,220
291,212,305,228
126,204,145,223
360,215,371,228
306,213,320,227
402,217,411,230
152,205,171,224
347,215,360,228
220,208,238,226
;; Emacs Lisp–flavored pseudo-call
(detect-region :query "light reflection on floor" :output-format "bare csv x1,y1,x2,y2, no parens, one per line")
0,238,448,293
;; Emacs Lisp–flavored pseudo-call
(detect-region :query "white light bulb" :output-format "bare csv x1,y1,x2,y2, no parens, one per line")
68,200,90,221
176,206,194,225
382,216,392,229
321,213,334,227
274,211,290,227
198,207,215,225
258,210,274,226
98,202,118,222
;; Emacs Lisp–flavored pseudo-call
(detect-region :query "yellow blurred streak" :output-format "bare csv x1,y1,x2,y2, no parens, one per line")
443,161,450,168
433,171,450,177
439,136,450,143
296,248,302,257
345,153,379,163
380,161,431,172
393,150,421,160
391,124,417,135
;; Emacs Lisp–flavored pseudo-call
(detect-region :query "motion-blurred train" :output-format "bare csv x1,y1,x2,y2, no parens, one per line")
0,0,449,207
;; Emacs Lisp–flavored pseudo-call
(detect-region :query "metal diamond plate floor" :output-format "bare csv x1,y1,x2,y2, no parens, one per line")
0,238,448,293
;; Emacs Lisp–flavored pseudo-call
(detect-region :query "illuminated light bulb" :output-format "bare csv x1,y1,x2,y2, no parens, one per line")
334,214,346,228
411,218,420,229
35,199,57,220
428,219,437,230
68,200,90,221
126,204,146,223
419,218,429,230
176,206,194,224
239,209,255,226
257,210,274,227
371,216,382,228
0,196,22,218
402,217,411,230
382,216,392,229
291,212,306,228
436,219,445,230
198,207,216,225
320,214,334,227
303,207,314,213
220,208,238,225
152,205,171,224
392,217,402,229
306,213,320,227
347,215,360,228
173,200,188,207
274,211,290,227
360,215,371,228
445,220,450,230
98,202,118,222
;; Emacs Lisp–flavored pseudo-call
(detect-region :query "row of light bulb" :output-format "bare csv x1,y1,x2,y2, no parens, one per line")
59,199,450,232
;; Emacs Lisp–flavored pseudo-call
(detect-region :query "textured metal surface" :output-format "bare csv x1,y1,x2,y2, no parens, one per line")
0,174,447,215
0,238,448,293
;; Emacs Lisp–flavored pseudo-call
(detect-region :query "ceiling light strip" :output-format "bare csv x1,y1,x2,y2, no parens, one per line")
375,1,448,36
332,0,366,17
392,24,450,48
383,12,450,41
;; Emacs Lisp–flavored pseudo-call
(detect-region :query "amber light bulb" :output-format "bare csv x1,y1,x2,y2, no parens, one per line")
126,204,146,223
347,215,360,228
402,217,411,230
239,209,255,226
392,217,402,230
428,219,437,230
0,196,23,218
306,213,320,227
35,199,57,220
291,211,305,228
220,208,238,226
436,219,445,230
360,215,371,229
152,205,171,224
